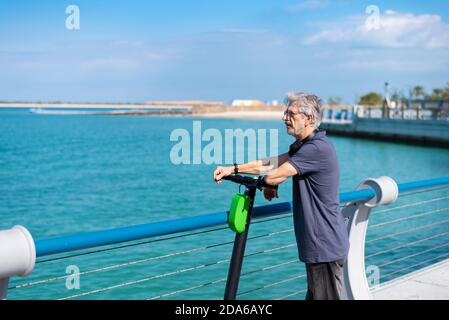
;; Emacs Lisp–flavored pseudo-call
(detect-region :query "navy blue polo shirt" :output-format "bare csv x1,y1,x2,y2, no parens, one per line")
287,130,349,263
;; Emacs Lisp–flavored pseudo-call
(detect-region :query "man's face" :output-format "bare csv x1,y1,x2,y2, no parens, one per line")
282,102,311,137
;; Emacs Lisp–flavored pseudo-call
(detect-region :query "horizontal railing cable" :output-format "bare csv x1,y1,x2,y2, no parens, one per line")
366,217,449,244
33,199,449,266
59,261,228,300
11,245,223,290
10,227,295,290
58,242,297,300
35,212,294,265
380,251,449,280
236,273,307,297
366,230,449,259
34,200,447,261
9,176,449,299
274,288,308,300
376,241,449,269
35,225,230,264
371,195,449,216
368,206,449,229
147,259,299,300
35,202,294,257
17,207,449,294
30,176,449,258
147,277,228,300
398,185,449,198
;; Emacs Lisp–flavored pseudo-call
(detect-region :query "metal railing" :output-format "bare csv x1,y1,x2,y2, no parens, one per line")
1,176,449,300
355,104,449,121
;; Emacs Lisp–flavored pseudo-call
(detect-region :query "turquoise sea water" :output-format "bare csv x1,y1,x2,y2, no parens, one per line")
1,108,449,300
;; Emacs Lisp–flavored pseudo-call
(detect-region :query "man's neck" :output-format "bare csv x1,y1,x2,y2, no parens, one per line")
295,127,316,141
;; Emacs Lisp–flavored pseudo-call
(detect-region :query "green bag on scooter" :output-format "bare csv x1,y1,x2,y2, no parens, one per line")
228,193,250,233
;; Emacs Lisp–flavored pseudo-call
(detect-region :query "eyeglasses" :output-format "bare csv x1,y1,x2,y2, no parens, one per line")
283,110,306,118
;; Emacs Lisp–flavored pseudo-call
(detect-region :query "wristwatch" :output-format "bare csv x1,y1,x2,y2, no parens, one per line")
233,163,239,174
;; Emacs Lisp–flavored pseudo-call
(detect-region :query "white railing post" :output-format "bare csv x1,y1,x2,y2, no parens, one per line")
0,226,36,299
341,176,398,300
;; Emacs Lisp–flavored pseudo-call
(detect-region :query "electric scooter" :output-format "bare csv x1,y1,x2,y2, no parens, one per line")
221,174,273,300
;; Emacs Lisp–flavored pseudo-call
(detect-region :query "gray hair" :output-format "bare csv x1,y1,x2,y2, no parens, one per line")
284,92,323,128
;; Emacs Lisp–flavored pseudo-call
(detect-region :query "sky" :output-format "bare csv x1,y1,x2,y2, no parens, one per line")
1,0,449,104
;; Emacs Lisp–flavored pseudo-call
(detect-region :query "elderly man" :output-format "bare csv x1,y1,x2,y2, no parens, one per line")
214,92,349,300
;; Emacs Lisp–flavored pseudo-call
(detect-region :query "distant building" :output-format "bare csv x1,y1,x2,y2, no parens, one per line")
231,99,265,107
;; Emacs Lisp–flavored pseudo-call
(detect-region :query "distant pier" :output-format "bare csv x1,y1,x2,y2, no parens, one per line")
321,118,449,147
321,104,449,147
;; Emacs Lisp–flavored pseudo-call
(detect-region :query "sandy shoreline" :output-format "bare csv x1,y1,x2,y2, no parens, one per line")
192,111,283,120
0,103,285,119
0,103,176,109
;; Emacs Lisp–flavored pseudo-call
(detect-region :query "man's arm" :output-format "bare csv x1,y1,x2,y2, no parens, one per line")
263,161,298,186
236,152,290,174
214,153,290,183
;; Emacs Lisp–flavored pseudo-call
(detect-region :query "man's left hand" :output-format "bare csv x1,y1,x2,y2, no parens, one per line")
263,187,279,201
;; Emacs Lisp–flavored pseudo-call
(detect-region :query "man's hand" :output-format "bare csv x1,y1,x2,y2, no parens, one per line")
263,187,279,201
213,166,234,184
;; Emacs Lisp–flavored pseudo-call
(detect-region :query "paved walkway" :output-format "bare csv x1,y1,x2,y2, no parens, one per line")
371,258,449,300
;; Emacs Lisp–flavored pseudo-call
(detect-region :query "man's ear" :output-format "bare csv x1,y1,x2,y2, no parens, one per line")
306,114,314,125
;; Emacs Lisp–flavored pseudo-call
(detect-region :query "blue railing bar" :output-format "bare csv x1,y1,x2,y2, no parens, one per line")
34,176,449,257
35,202,292,257
33,189,375,257
340,188,375,204
398,176,449,193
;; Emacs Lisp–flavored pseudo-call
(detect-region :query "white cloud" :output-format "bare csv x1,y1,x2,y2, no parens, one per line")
304,10,449,48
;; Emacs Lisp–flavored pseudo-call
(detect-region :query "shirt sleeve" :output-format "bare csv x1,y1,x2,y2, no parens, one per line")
287,142,320,175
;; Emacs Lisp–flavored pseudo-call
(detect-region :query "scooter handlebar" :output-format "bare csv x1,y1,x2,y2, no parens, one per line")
222,174,258,188
222,174,277,190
